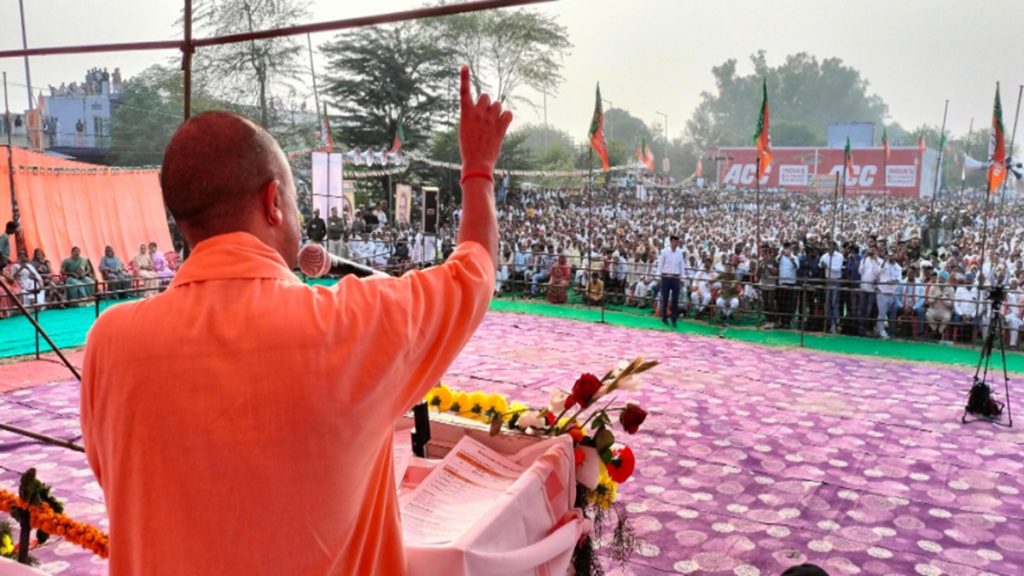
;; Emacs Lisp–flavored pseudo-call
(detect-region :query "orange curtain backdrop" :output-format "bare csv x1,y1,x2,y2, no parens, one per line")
0,146,171,269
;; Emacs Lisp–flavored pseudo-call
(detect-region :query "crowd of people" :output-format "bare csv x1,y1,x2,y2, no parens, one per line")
47,67,123,97
6,180,1024,350
302,180,1024,349
0,222,176,318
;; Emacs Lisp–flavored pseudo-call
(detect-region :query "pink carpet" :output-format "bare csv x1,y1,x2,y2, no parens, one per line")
1,312,1022,575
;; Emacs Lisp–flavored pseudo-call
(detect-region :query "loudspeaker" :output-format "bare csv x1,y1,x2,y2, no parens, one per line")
422,186,439,235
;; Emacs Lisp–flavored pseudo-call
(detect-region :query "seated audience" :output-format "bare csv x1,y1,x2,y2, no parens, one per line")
60,246,96,301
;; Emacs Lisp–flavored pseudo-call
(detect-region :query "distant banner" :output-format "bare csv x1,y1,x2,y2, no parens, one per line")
715,146,931,198
311,151,345,219
395,183,412,226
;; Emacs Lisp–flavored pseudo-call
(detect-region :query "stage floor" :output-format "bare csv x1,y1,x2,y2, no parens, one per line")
1,311,1022,575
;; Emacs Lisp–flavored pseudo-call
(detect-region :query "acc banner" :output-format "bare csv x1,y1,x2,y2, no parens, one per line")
395,183,412,226
311,151,345,218
714,146,936,198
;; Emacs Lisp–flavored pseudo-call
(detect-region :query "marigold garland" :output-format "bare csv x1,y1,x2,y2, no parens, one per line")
0,489,109,558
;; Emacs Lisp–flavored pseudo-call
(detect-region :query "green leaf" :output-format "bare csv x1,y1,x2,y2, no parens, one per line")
595,428,615,453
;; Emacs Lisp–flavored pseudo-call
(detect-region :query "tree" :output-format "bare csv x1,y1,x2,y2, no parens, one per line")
189,0,311,128
428,3,571,109
685,51,889,149
772,121,822,146
108,65,227,166
604,108,652,154
322,22,453,151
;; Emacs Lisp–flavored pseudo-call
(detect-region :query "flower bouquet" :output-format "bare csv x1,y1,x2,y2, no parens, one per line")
423,355,658,575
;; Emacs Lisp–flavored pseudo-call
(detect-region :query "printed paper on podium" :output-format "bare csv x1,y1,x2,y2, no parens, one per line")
400,434,589,576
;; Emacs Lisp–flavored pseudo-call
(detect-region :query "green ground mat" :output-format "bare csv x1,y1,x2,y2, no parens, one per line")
1,292,1020,373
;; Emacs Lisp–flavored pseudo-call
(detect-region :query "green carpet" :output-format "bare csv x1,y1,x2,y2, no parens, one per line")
1,293,1020,374
489,298,1024,373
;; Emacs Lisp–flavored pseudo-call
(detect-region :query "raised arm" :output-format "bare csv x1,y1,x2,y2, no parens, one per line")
457,65,512,267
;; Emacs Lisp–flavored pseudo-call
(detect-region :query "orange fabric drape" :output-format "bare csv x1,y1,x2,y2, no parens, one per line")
0,146,171,269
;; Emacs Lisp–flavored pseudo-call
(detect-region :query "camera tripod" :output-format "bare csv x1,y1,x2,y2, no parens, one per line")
962,290,1014,427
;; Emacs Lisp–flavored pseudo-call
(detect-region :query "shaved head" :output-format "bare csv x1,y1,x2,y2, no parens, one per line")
161,111,283,234
161,111,301,265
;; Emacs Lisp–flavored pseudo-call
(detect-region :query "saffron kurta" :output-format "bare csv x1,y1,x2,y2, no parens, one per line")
81,232,495,575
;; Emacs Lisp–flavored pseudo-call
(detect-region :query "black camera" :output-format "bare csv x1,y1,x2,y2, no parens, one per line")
989,285,1006,306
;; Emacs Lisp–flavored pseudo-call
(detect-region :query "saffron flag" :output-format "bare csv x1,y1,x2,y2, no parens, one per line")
589,83,609,172
320,105,333,152
881,127,890,160
390,121,405,154
918,136,926,156
695,158,703,177
753,77,772,178
988,83,1007,194
635,136,655,171
844,137,854,174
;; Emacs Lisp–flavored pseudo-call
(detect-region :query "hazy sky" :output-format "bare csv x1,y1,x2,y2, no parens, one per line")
1,0,1020,142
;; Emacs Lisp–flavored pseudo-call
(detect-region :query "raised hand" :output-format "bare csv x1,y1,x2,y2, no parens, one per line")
459,65,513,177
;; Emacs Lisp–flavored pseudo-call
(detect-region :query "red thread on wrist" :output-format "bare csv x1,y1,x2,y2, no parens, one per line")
461,171,494,185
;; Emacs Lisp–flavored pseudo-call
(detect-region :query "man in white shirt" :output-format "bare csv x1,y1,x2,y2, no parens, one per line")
818,241,845,333
658,235,685,327
875,251,902,339
858,248,882,335
1003,277,1023,348
954,274,979,330
690,258,715,317
777,242,800,328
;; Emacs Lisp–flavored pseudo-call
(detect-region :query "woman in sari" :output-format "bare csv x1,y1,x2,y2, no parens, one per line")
32,248,64,307
149,242,175,285
547,254,571,304
100,245,132,298
132,243,160,296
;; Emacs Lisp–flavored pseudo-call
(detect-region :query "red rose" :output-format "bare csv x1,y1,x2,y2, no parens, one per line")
568,425,583,443
619,403,647,434
564,395,577,410
545,411,556,426
572,373,602,408
574,446,586,466
607,446,635,483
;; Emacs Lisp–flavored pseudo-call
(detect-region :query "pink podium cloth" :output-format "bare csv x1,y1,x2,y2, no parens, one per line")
403,435,589,576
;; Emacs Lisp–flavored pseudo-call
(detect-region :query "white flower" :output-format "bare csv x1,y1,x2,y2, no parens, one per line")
617,374,643,391
547,390,569,414
517,410,546,430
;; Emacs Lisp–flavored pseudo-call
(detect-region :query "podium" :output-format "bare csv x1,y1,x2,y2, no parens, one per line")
396,412,589,576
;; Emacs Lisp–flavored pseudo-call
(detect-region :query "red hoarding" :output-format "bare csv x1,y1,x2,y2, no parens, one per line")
715,147,932,198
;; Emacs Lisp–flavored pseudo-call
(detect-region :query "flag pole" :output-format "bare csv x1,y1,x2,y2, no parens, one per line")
930,99,949,216
755,156,761,256
830,172,840,241
960,117,974,203
839,161,848,242
999,84,1023,207
588,145,594,281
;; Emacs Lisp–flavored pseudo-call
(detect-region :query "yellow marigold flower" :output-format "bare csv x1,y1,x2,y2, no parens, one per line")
1,533,13,556
451,391,470,414
505,401,529,422
433,385,454,412
488,393,509,417
468,391,490,415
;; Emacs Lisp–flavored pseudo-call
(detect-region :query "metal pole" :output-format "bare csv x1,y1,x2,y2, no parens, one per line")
839,165,848,241
17,0,34,109
755,156,761,255
960,117,974,202
587,147,593,281
0,273,81,380
0,423,84,452
931,99,949,214
182,0,194,121
999,85,1023,206
34,305,39,359
830,171,840,241
307,33,321,119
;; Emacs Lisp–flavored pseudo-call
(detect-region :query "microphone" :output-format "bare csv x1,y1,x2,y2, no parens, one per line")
298,243,385,279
